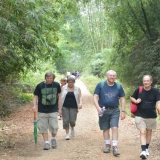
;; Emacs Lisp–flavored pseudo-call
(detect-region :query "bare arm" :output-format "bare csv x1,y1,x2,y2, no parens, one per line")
119,97,126,120
78,88,82,109
156,100,160,114
32,95,38,112
58,93,62,115
130,96,142,104
93,94,102,115
120,97,126,111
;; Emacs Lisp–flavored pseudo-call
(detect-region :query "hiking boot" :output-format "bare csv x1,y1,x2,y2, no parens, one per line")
140,151,147,159
113,146,120,156
103,144,111,153
43,143,50,150
71,127,75,136
146,149,149,156
65,134,70,140
51,139,57,148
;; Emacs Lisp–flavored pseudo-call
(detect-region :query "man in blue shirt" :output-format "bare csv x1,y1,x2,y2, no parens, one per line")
93,70,126,156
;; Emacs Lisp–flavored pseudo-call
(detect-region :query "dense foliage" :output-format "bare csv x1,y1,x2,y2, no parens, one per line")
56,0,160,88
55,0,114,75
1,0,160,117
102,0,160,86
0,0,77,82
0,0,78,117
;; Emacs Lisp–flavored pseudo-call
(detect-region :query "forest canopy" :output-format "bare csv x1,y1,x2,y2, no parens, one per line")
0,0,77,82
0,0,160,87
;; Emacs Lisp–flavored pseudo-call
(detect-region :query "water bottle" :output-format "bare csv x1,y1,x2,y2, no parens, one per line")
99,106,105,117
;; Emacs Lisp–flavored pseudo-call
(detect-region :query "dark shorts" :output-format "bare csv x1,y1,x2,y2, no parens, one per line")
99,107,120,130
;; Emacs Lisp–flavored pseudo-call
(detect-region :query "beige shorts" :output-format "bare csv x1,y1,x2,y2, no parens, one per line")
37,112,58,134
135,116,157,130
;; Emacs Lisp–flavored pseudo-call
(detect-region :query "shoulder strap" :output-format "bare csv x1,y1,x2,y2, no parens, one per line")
100,81,105,89
138,86,143,94
116,83,121,90
100,81,121,90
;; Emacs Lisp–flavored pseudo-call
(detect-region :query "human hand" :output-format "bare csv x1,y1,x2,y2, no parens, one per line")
135,98,141,104
78,104,82,109
97,107,103,115
121,112,126,120
32,106,37,112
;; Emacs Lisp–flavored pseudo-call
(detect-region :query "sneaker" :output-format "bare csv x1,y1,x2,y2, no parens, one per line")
65,134,70,140
113,146,120,156
51,139,57,148
140,151,147,159
103,144,111,153
43,143,50,150
146,149,149,156
71,127,75,136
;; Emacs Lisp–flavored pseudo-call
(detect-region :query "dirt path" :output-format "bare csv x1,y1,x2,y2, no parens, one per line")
0,80,160,160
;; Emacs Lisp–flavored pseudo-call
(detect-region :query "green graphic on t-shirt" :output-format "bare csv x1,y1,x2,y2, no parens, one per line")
41,88,57,105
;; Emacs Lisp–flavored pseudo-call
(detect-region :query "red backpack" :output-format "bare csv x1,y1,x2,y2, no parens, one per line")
130,86,143,115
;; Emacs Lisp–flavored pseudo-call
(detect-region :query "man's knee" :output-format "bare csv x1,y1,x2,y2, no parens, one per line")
111,127,118,132
140,130,146,136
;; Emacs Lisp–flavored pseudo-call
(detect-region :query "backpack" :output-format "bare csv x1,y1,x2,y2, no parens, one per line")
130,86,143,115
100,81,121,90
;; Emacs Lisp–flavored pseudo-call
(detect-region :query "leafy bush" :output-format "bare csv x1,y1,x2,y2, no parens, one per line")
0,103,12,118
123,85,135,100
81,74,103,94
18,93,34,104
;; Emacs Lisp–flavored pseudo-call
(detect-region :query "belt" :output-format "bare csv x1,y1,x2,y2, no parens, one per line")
104,106,118,110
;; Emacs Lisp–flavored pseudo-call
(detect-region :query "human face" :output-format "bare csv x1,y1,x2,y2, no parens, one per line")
106,72,116,84
68,80,75,88
143,76,152,89
60,80,66,86
45,76,54,84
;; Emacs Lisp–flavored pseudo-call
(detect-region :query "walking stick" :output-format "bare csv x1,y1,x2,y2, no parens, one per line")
33,112,38,145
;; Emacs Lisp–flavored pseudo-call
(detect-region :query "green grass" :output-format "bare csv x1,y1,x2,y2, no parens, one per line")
80,75,103,94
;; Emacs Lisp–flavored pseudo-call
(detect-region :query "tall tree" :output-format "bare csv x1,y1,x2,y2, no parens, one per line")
102,0,160,86
56,0,114,74
0,0,77,82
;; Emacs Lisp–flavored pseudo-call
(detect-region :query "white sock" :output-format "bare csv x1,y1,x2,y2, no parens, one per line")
105,140,110,145
45,141,49,144
112,140,118,146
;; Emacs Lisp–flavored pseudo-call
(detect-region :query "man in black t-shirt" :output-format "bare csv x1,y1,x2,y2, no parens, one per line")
130,75,160,159
32,72,61,150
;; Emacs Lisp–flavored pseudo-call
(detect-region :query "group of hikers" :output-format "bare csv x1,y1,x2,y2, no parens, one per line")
66,71,80,79
32,70,160,159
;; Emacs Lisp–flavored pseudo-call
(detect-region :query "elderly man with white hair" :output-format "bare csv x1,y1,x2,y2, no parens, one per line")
130,75,160,159
93,70,126,157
